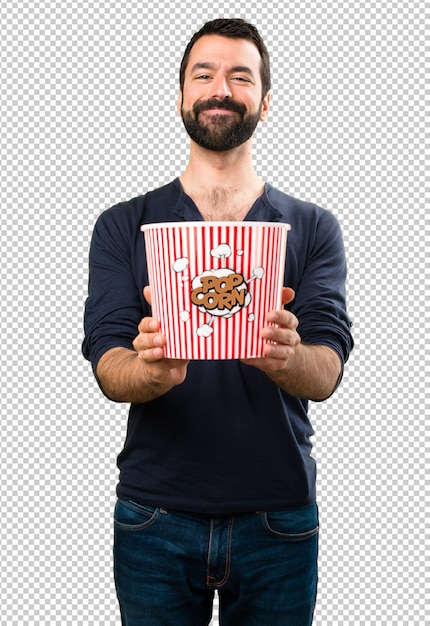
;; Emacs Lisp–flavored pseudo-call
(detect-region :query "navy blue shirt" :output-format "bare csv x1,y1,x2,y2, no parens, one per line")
83,179,353,514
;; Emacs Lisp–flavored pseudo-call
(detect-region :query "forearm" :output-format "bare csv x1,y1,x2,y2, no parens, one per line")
96,347,177,403
266,344,342,401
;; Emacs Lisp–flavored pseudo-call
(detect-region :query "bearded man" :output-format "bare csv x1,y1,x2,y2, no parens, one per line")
83,18,353,626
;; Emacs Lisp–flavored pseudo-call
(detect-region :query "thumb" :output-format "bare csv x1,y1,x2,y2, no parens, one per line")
143,285,152,305
281,287,295,306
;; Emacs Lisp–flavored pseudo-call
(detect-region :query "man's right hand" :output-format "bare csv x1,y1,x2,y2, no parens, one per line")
95,286,189,403
131,313,189,390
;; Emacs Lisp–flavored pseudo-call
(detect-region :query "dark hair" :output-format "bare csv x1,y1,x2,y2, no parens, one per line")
179,18,271,98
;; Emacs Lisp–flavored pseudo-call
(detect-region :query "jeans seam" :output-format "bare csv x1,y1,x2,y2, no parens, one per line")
206,516,234,588
261,512,319,540
114,499,160,531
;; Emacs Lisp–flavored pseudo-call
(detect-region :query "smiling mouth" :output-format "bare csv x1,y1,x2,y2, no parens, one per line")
204,108,237,113
194,98,246,117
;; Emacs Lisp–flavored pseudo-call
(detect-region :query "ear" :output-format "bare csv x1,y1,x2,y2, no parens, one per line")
260,90,271,122
177,90,183,117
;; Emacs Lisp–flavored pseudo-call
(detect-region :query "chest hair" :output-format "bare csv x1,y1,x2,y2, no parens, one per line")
191,187,256,222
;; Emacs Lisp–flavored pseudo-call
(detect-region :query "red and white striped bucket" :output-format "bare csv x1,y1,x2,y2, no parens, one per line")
141,221,290,359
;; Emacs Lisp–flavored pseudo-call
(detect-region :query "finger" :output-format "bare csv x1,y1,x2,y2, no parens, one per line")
263,324,301,346
137,316,160,334
266,309,299,330
133,318,166,359
133,328,165,353
281,287,295,306
143,285,152,305
141,346,165,362
262,342,297,360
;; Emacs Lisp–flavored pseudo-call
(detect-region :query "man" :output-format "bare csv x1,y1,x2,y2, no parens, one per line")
83,18,353,626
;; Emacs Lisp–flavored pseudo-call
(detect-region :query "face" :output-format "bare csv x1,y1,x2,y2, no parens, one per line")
179,35,270,152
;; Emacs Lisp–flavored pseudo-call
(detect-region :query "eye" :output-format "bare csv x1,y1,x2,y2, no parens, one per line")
232,76,251,83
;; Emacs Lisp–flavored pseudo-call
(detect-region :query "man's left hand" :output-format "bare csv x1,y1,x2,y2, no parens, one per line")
240,287,300,374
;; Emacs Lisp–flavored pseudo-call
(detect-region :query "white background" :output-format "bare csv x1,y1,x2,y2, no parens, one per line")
1,1,428,624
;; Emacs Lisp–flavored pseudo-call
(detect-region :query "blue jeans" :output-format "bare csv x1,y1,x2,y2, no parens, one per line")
114,500,318,625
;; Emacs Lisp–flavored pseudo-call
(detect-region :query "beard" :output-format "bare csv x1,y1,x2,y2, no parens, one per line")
181,97,262,152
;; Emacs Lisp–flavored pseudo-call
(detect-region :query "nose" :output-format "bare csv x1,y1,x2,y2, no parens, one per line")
211,75,232,100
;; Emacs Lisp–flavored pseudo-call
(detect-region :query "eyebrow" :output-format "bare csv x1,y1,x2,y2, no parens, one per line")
190,61,255,78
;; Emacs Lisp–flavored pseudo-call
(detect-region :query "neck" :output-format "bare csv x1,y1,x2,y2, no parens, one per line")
179,139,265,221
180,138,263,197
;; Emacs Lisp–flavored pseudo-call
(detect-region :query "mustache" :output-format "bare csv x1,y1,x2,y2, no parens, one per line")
193,98,247,116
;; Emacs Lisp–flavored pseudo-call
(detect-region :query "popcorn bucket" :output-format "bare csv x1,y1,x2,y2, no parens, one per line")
141,221,290,359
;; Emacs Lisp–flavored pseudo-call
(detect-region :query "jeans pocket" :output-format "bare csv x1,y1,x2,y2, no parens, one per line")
261,504,319,541
114,499,161,531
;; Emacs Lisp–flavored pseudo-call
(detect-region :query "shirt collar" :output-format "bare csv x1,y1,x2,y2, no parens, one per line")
172,178,283,222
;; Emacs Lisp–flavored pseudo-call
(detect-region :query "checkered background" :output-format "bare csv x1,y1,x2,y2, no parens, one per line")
1,1,428,624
